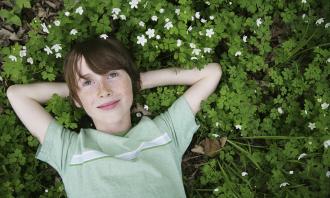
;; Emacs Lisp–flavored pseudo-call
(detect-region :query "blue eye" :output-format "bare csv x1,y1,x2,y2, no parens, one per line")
108,72,118,78
82,80,92,86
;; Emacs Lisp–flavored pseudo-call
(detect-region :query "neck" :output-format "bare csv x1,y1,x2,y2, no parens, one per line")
92,113,132,135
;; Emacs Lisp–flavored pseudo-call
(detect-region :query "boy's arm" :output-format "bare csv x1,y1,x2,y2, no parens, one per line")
140,63,222,115
6,83,69,144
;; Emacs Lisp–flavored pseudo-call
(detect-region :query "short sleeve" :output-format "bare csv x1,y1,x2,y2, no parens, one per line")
35,119,77,174
153,95,200,157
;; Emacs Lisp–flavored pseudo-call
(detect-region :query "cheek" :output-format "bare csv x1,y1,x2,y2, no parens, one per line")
122,82,133,103
77,91,93,107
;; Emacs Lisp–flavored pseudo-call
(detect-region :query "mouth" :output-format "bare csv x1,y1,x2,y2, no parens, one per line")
97,100,120,110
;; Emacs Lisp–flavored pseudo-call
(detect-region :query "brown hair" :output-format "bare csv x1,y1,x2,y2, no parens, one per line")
63,37,141,108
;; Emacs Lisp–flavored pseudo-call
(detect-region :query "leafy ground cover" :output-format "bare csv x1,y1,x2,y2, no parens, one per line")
0,0,330,197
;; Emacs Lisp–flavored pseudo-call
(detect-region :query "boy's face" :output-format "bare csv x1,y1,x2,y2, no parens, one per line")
74,56,133,125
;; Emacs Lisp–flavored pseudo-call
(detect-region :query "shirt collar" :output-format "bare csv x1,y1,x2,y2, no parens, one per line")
70,116,171,165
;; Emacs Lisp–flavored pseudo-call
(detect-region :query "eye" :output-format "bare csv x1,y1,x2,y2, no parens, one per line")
82,80,93,86
108,72,119,79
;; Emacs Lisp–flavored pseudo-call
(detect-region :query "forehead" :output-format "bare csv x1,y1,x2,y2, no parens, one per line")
76,56,91,76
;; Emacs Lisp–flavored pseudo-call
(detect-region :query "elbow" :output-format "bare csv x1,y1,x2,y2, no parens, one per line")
6,85,17,98
208,63,222,82
6,85,23,99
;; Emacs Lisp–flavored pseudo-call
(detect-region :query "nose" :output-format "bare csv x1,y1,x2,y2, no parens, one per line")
98,81,112,98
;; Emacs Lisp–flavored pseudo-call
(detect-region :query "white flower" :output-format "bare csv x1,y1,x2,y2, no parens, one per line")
136,112,142,117
189,43,196,49
315,18,324,25
54,20,60,26
112,8,121,15
45,189,48,193
55,53,61,58
321,102,329,110
326,171,330,178
175,8,180,15
164,21,173,30
256,18,263,27
241,171,248,176
214,188,219,192
280,182,289,188
41,23,49,34
27,57,33,64
145,28,155,39
139,21,145,27
206,1,211,5
204,48,212,53
70,29,78,35
304,110,308,114
308,122,316,130
143,105,149,111
327,58,330,63
205,28,214,38
51,44,62,52
289,171,294,174
44,45,53,55
209,16,214,20
112,15,118,20
120,15,126,20
159,8,164,13
215,122,219,127
325,23,330,28
0,76,2,81
235,51,242,56
324,140,330,149
191,57,198,60
278,107,284,114
298,153,307,160
19,49,27,57
129,0,139,9
137,35,147,46
302,14,306,19
151,15,158,21
317,98,322,102
177,39,182,47
212,133,220,138
229,1,232,5
75,6,83,15
195,12,200,19
192,49,201,56
8,55,17,62
99,34,108,40
187,26,193,32
201,18,207,23
64,11,70,16
301,0,307,3
243,35,248,42
156,35,161,40
235,124,242,130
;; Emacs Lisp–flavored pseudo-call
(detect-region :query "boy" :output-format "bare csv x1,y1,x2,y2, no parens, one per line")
7,37,222,197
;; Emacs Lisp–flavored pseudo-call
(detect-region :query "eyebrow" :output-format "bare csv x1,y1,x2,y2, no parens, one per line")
78,74,92,81
77,70,118,81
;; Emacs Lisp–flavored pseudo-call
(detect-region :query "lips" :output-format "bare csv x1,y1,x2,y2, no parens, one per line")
97,100,120,108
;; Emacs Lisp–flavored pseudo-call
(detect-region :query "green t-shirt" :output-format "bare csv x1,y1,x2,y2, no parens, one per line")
36,95,200,198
